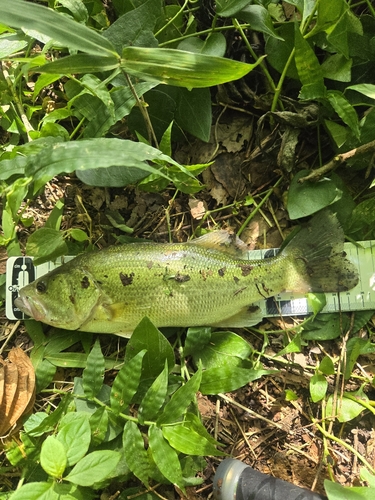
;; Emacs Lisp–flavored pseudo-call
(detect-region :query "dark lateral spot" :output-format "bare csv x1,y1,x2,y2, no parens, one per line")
69,295,75,304
174,272,191,283
103,274,108,279
238,264,253,277
233,276,240,284
218,267,226,277
119,272,134,286
81,276,90,289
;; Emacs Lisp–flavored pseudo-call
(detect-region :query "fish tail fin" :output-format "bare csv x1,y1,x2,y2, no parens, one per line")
282,210,359,293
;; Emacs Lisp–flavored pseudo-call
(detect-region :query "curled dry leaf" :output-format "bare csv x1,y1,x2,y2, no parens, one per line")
0,347,35,437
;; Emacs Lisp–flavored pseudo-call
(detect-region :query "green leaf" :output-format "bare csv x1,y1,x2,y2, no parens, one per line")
0,32,28,58
309,373,328,402
302,313,349,341
89,407,109,446
0,0,116,57
294,26,326,99
65,450,121,486
7,482,57,500
321,53,352,82
25,227,68,265
157,366,202,425
6,177,31,220
183,327,211,357
191,330,252,369
324,119,348,148
123,421,150,486
238,5,284,40
287,169,343,219
306,293,327,317
125,317,175,379
40,435,67,478
178,33,226,57
110,350,146,413
327,90,360,139
69,228,89,242
324,479,375,500
121,47,264,88
36,54,119,74
162,421,224,456
139,360,169,421
326,389,368,423
57,413,91,466
200,364,272,395
148,425,184,489
319,356,335,376
347,83,375,100
308,0,346,36
45,198,65,231
345,336,375,380
216,0,251,17
82,339,105,399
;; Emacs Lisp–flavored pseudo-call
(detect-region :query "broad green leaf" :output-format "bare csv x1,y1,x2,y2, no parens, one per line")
275,332,302,356
6,177,30,220
265,23,299,79
65,450,121,486
25,227,68,265
326,390,368,423
57,413,91,466
125,317,175,379
110,350,146,413
200,364,272,395
178,33,226,57
82,339,105,399
0,32,28,58
238,5,284,40
216,0,251,17
287,169,342,219
324,480,375,500
89,407,109,446
302,313,349,341
69,228,89,242
103,0,160,53
123,421,150,486
121,47,264,88
324,119,348,148
327,9,363,59
183,327,211,357
306,293,326,317
294,26,326,99
347,83,375,100
0,0,116,56
321,53,352,82
309,373,327,402
36,54,119,74
162,422,224,456
307,0,345,37
148,425,184,489
327,90,360,139
58,0,89,23
7,482,57,500
139,360,169,421
345,336,375,380
40,435,67,478
191,330,252,369
157,366,202,425
319,356,335,376
45,198,65,231
24,395,72,436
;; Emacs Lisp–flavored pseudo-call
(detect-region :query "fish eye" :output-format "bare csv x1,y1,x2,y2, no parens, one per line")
36,280,47,293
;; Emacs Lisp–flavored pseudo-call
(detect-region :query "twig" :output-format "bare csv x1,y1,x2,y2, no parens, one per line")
298,139,375,183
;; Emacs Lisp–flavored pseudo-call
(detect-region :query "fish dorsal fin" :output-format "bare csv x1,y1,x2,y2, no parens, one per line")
189,230,249,258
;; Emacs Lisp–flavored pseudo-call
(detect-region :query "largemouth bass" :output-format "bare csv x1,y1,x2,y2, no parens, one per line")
15,211,358,337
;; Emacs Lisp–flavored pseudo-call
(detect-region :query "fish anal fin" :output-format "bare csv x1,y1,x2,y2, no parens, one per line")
190,230,249,258
210,305,263,328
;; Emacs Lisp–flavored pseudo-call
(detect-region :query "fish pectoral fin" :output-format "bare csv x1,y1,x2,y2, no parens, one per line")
209,305,263,328
189,230,249,258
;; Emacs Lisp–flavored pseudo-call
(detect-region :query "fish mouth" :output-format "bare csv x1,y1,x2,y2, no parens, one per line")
14,293,46,321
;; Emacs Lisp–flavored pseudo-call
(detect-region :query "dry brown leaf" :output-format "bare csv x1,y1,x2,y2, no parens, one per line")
0,347,35,437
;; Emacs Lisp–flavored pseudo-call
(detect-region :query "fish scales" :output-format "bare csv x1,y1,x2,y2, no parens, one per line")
15,211,359,336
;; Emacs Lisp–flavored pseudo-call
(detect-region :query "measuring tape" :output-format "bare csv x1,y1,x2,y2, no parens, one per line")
5,241,375,322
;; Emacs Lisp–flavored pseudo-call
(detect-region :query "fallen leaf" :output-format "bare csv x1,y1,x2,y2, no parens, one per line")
0,348,35,436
